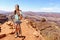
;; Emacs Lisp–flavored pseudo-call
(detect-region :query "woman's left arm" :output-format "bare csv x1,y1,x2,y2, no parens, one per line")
19,10,23,20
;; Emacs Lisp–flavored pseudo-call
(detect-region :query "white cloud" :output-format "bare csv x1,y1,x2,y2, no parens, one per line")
39,7,60,12
0,7,14,11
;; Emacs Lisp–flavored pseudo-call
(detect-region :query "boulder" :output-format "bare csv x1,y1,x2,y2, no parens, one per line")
40,18,46,22
9,32,15,35
0,27,1,32
0,34,6,39
33,31,39,37
27,19,36,28
6,21,13,26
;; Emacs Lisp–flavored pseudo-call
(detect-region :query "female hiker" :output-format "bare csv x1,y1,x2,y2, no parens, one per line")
13,4,23,38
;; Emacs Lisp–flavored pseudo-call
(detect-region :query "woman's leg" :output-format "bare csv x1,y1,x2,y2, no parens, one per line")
17,24,22,36
15,24,21,37
15,23,19,37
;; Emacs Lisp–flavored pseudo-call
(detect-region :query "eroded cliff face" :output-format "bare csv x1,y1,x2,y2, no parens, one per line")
0,14,8,23
28,18,60,40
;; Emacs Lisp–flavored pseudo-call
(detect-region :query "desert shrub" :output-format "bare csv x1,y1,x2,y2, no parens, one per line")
40,18,46,22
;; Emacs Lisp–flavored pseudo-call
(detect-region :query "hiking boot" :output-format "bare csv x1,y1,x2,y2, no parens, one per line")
15,32,19,38
15,35,18,38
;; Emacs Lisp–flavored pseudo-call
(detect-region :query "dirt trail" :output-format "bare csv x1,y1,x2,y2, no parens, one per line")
0,19,45,40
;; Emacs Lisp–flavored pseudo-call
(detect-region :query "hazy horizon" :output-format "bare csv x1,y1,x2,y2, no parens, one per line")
0,0,60,12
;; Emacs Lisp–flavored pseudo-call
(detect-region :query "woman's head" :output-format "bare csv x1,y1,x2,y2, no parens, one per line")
15,4,19,10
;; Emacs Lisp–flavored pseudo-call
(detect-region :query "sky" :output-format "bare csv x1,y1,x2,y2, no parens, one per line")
0,0,60,12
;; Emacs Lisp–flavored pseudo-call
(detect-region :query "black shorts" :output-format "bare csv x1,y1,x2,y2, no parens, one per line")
14,20,22,24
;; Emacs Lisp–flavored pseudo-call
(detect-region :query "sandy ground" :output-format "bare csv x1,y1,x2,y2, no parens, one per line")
0,19,45,40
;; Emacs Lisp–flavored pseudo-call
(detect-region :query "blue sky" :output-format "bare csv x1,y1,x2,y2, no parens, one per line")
0,0,60,12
